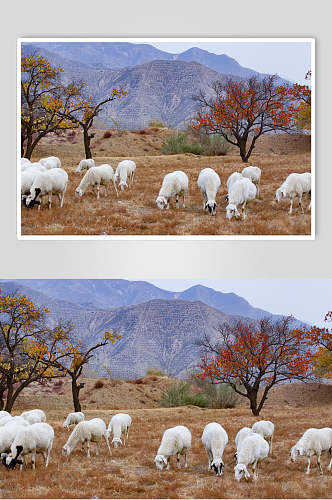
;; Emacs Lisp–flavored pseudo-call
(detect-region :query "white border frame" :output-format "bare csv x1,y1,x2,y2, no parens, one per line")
17,37,315,241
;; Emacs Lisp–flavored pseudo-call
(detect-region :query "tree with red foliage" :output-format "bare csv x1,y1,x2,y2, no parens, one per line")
196,317,313,415
193,75,296,162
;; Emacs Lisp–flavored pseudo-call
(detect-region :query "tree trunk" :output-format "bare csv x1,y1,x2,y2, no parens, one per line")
71,377,85,412
248,390,260,416
4,382,14,412
83,127,92,159
238,139,249,163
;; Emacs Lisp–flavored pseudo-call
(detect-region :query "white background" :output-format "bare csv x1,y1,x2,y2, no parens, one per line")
1,0,330,279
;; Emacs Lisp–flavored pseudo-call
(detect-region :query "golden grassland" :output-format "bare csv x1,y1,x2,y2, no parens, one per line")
2,379,332,499
20,129,311,236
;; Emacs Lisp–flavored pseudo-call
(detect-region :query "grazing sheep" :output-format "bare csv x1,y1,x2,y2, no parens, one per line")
201,422,228,476
154,425,191,470
26,168,68,209
252,420,274,454
107,413,132,447
234,433,269,482
76,159,95,174
20,158,31,171
4,422,54,470
75,164,118,199
226,177,257,220
197,168,221,216
39,156,61,169
62,418,111,458
21,409,46,425
226,172,243,193
234,427,255,460
0,422,30,462
290,427,332,474
114,160,136,190
275,172,311,214
241,166,261,196
63,412,85,430
0,411,11,420
156,171,188,210
0,416,29,428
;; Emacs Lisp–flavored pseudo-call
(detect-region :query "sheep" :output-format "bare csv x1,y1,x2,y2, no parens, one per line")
0,416,29,428
234,427,255,460
114,160,136,190
62,418,111,458
0,411,11,420
39,156,61,169
106,413,132,448
252,420,274,454
0,422,28,458
63,412,85,430
4,422,54,470
26,168,68,209
156,171,188,210
275,172,311,214
290,427,332,474
21,409,46,425
241,166,261,196
21,166,48,207
201,422,228,476
226,177,257,220
197,168,221,216
75,164,118,199
76,158,95,174
234,433,269,482
226,172,243,193
154,425,191,470
20,158,31,171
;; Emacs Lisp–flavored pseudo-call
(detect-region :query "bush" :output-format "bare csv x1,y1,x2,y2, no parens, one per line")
200,134,231,156
149,120,166,128
161,133,202,155
94,380,104,389
159,381,207,408
103,130,112,139
203,383,239,409
146,368,166,377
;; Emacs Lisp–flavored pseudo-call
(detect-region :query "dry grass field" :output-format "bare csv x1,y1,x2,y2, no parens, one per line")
20,129,312,236
2,378,331,498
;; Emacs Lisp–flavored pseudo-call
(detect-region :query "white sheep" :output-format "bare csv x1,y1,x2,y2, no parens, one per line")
197,168,221,216
201,422,228,476
21,167,48,207
4,422,54,470
26,168,68,209
0,416,29,428
39,156,61,169
234,433,269,482
226,177,257,220
114,160,136,191
62,418,111,458
21,409,46,425
154,425,191,470
156,171,188,210
0,411,11,420
20,158,31,171
252,420,274,454
290,427,332,474
63,412,85,430
241,166,261,196
76,158,95,174
275,172,311,214
106,413,132,447
226,171,243,193
75,164,118,199
234,427,255,460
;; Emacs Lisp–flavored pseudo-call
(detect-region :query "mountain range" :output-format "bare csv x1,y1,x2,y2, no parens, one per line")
22,42,288,129
0,280,307,378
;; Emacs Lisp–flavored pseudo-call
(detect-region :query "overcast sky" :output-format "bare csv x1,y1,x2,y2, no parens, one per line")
147,279,330,327
151,41,312,85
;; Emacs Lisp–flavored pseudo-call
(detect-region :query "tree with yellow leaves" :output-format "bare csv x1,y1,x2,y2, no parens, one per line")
21,53,87,159
0,289,75,411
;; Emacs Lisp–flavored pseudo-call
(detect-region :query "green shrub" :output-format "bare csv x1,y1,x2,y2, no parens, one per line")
149,120,166,128
204,383,239,409
146,368,166,377
200,134,231,156
161,133,202,155
159,381,207,407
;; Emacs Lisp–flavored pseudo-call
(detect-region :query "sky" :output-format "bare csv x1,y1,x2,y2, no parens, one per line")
147,279,331,327
151,41,312,85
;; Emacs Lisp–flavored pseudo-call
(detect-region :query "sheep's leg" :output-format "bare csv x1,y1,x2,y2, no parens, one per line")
327,450,332,470
253,459,258,481
175,195,179,209
45,443,52,467
289,198,293,215
317,453,323,474
104,434,112,456
104,183,108,197
299,194,304,213
306,456,311,474
87,440,90,458
131,172,135,186
242,201,247,220
207,449,212,470
176,452,181,468
182,194,186,208
184,452,188,468
95,442,99,456
166,457,170,470
31,451,36,470
96,185,100,200
48,193,52,209
113,180,119,198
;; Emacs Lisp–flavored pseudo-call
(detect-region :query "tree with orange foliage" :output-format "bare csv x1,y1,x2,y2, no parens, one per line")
59,88,127,159
0,289,75,411
193,75,296,162
45,331,121,412
197,317,313,415
289,71,312,130
21,54,88,159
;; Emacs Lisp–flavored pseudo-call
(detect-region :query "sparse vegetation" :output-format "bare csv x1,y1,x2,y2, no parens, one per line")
146,368,166,377
160,381,207,407
161,133,202,155
94,380,104,389
149,120,166,128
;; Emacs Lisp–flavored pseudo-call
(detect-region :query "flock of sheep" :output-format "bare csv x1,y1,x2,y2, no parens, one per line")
0,409,330,483
20,156,311,221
